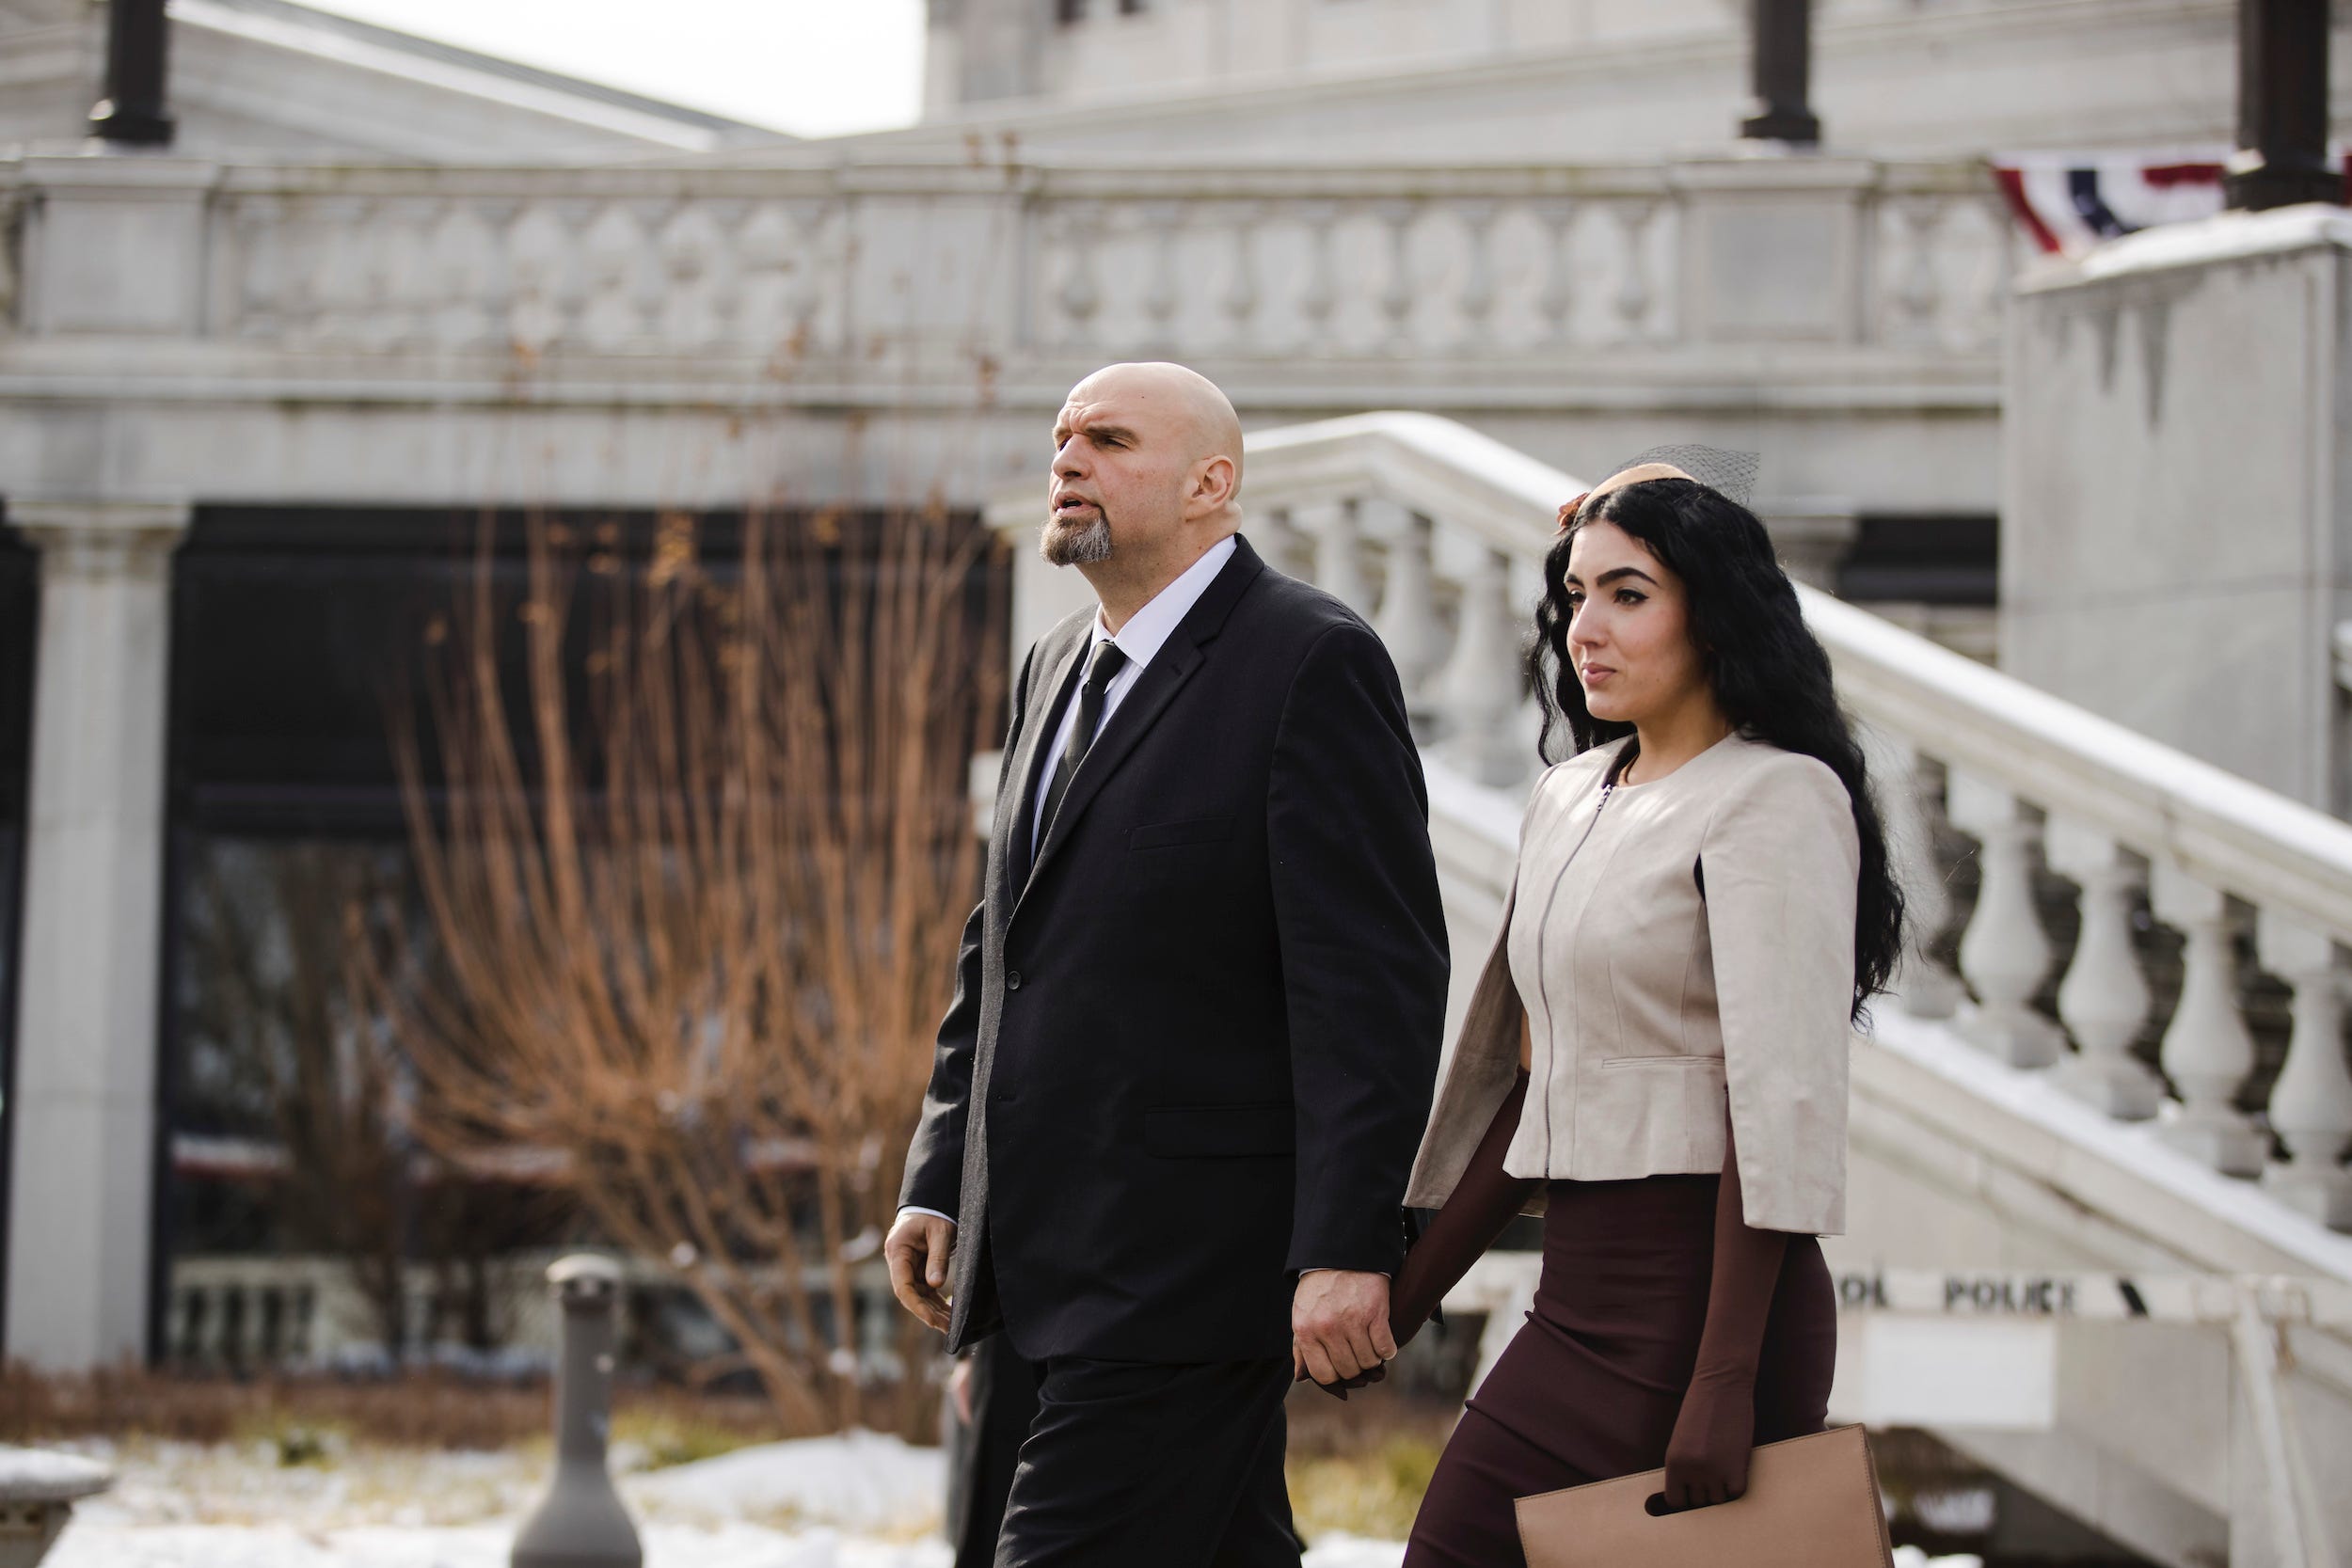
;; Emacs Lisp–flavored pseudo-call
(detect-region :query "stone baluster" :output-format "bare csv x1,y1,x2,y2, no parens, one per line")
1946,772,2062,1067
656,201,717,351
1862,730,1963,1020
546,198,597,352
2148,863,2267,1175
1611,199,1661,344
1887,195,1944,344
2044,819,2164,1118
1056,205,1104,348
1138,201,1183,352
1258,508,1317,581
264,198,321,343
474,198,521,353
1294,498,1373,614
1454,201,1499,351
700,198,749,349
579,200,642,352
230,196,282,340
1376,200,1418,352
629,199,675,344
784,200,832,356
1534,199,1578,346
2253,911,2352,1227
1369,502,1447,728
1295,200,1341,351
1438,546,1528,786
1220,201,1261,350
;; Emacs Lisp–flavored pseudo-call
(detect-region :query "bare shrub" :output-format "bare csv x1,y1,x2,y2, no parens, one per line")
358,505,1004,1435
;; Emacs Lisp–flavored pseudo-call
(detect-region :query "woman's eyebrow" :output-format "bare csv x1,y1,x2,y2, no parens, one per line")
1594,566,1658,587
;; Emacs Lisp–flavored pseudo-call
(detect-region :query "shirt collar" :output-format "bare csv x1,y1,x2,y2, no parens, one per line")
1090,534,1237,671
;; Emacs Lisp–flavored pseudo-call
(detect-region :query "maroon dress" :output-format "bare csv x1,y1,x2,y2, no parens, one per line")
1402,1173,1837,1567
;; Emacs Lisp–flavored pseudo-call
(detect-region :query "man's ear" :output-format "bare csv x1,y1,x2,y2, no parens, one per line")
1187,454,1238,517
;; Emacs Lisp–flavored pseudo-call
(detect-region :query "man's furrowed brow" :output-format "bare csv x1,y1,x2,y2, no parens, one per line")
1059,420,1140,449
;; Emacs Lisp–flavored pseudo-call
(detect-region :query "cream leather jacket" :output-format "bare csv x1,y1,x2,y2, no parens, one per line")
1405,732,1860,1236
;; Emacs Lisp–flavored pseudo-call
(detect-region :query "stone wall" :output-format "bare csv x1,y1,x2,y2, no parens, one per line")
2002,206,2352,816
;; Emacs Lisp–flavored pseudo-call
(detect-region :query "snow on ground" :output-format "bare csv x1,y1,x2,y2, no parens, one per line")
628,1429,943,1532
39,1436,1414,1568
37,1436,1979,1568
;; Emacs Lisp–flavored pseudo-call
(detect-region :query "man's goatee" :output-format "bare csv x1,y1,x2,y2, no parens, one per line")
1041,514,1113,565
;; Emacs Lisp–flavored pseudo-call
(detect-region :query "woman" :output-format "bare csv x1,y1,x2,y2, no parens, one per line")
1386,456,1905,1565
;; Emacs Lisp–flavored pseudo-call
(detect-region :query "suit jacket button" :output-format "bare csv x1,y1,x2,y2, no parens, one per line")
1005,970,1022,990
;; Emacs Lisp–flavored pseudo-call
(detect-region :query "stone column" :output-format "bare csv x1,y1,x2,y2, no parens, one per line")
4,501,187,1370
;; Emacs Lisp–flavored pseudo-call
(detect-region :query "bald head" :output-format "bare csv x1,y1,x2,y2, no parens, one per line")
1046,362,1248,626
1065,361,1246,504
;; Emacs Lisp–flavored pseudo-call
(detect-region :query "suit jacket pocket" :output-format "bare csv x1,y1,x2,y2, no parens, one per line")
1144,1101,1295,1159
1128,815,1235,850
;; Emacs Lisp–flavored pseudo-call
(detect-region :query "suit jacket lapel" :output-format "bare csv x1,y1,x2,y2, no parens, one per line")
1019,536,1266,901
1001,628,1089,902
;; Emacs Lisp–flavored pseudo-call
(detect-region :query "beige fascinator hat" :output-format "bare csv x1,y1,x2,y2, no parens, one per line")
1556,444,1761,531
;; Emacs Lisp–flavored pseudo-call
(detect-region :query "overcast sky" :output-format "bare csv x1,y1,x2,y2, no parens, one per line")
298,0,928,139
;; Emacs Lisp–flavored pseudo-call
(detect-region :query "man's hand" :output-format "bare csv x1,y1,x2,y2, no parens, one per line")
1292,1270,1395,1388
884,1212,956,1334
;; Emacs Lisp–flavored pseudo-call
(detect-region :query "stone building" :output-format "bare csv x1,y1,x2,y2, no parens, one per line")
3,3,2351,1562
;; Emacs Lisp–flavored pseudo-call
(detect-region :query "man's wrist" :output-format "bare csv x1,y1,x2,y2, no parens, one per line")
898,1205,957,1227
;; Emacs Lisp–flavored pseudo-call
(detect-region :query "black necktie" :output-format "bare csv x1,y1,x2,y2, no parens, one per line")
1036,640,1129,853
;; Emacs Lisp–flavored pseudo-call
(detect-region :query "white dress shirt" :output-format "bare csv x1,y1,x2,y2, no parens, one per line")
901,536,1237,1233
1028,534,1236,861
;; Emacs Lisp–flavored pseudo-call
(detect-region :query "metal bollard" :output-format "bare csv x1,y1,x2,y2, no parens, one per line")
513,1255,643,1568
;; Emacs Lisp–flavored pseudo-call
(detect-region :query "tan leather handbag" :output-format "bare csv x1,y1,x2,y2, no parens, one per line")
1514,1426,1896,1568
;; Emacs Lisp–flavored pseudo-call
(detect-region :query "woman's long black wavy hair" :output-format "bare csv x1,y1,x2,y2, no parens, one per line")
1529,478,1904,1022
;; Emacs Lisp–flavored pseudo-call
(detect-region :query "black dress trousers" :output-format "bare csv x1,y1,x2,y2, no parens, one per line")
994,1352,1298,1568
949,1332,1044,1568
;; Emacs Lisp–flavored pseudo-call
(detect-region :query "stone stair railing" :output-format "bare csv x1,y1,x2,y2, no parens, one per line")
1233,412,2352,1236
0,155,2009,375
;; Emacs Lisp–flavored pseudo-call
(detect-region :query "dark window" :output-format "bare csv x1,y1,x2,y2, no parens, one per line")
0,518,37,1347
1057,0,1086,23
1835,515,1998,606
155,506,1003,1373
1120,0,1148,12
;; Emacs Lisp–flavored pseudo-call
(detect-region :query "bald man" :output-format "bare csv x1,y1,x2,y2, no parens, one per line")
887,363,1448,1566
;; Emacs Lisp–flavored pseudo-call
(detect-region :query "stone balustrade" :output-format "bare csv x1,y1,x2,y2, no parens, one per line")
1228,412,2352,1235
0,156,2010,377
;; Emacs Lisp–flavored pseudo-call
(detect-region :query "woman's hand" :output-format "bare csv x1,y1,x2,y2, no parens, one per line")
1660,1365,1756,1512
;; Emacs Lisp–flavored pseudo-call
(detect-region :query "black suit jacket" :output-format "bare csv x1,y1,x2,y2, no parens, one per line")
900,535,1449,1364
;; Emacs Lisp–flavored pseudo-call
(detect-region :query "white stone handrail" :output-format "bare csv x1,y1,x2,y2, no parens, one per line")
1245,411,2352,941
1236,411,2352,1234
0,153,2013,372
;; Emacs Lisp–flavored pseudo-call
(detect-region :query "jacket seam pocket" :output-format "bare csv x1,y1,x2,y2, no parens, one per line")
1597,1053,1724,1069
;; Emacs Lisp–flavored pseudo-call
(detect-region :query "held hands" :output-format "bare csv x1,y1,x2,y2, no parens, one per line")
1660,1365,1756,1512
883,1212,956,1334
1291,1270,1395,1397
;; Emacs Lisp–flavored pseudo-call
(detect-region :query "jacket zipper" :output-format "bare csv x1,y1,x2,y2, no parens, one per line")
1532,776,1618,1169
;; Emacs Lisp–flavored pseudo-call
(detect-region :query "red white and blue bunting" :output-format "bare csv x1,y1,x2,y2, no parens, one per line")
1994,150,2352,257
